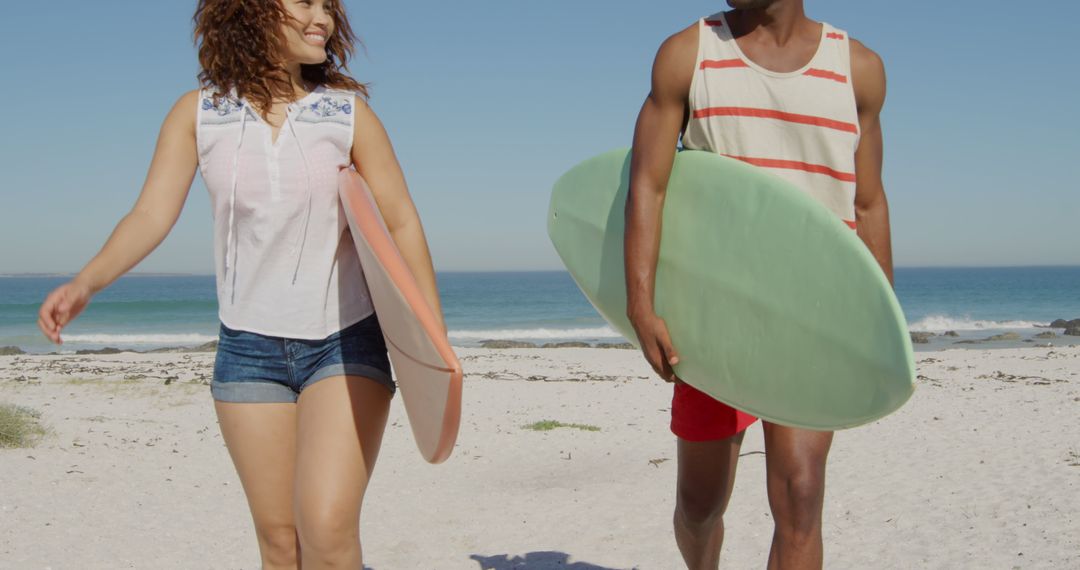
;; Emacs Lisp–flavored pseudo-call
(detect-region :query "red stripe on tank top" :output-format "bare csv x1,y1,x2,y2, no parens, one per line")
700,59,749,70
693,106,859,134
803,68,848,83
722,154,858,183
704,19,724,27
826,32,845,40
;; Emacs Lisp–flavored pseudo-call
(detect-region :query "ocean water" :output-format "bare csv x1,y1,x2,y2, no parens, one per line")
1,267,1078,353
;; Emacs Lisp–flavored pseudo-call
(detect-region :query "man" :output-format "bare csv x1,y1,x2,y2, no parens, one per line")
624,1,892,568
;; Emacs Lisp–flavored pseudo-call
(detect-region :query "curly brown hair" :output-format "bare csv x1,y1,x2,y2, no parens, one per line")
193,0,368,114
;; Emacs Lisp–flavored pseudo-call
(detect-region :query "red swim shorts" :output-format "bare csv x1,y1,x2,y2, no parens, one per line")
671,383,758,441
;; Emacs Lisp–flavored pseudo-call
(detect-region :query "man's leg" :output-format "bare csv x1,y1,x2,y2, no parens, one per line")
762,422,833,570
674,432,745,570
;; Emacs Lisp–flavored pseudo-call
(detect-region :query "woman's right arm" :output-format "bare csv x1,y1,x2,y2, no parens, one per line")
38,90,201,343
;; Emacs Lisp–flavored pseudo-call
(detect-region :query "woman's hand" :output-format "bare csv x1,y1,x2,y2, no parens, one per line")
38,279,94,344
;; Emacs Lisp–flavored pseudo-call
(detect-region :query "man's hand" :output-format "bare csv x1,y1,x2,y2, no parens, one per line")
628,308,682,383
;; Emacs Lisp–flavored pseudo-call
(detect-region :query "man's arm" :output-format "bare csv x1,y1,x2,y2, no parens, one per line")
624,23,697,382
851,39,894,285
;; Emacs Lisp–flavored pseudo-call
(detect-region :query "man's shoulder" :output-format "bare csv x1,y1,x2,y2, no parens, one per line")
658,21,700,63
848,37,886,111
849,37,885,76
647,20,700,98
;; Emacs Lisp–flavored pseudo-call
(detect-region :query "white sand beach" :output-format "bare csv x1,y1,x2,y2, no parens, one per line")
1,345,1078,569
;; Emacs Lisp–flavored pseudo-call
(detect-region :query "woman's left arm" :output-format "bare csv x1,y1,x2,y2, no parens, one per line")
350,97,445,329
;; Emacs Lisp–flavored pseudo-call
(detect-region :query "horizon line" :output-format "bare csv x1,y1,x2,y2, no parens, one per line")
4,264,1080,278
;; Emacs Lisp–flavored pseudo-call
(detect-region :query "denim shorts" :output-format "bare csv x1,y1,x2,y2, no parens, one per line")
212,314,395,403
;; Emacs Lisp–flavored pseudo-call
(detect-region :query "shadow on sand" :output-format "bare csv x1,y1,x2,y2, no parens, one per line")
470,551,635,570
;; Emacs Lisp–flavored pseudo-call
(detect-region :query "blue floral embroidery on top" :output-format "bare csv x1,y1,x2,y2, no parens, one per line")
202,94,242,116
308,96,352,117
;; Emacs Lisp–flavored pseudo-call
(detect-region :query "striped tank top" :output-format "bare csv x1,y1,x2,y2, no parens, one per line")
682,12,860,229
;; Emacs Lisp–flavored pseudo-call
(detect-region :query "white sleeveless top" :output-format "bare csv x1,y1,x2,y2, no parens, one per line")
196,85,374,339
683,13,861,229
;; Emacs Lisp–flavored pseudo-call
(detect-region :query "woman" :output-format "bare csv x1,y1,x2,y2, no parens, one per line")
37,1,444,567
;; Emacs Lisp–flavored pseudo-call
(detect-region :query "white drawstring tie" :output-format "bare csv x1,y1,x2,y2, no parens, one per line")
223,101,248,304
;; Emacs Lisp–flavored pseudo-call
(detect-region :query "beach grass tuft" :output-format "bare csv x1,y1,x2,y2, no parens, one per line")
0,403,48,449
523,420,600,432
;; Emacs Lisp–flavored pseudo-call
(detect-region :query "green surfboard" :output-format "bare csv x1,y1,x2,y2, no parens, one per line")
547,148,914,430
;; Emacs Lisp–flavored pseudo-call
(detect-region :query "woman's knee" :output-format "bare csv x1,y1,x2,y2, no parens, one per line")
296,504,360,559
256,522,299,567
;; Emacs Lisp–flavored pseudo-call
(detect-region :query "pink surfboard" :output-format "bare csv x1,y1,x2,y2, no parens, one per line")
338,170,463,464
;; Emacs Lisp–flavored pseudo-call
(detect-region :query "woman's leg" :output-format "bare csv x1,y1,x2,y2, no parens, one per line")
293,376,392,569
215,401,300,570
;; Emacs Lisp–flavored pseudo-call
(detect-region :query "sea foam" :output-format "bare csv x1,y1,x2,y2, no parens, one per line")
448,326,622,341
61,333,217,345
907,315,1041,332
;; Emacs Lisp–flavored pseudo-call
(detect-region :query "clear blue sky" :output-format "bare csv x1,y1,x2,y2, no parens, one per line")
1,1,1077,273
